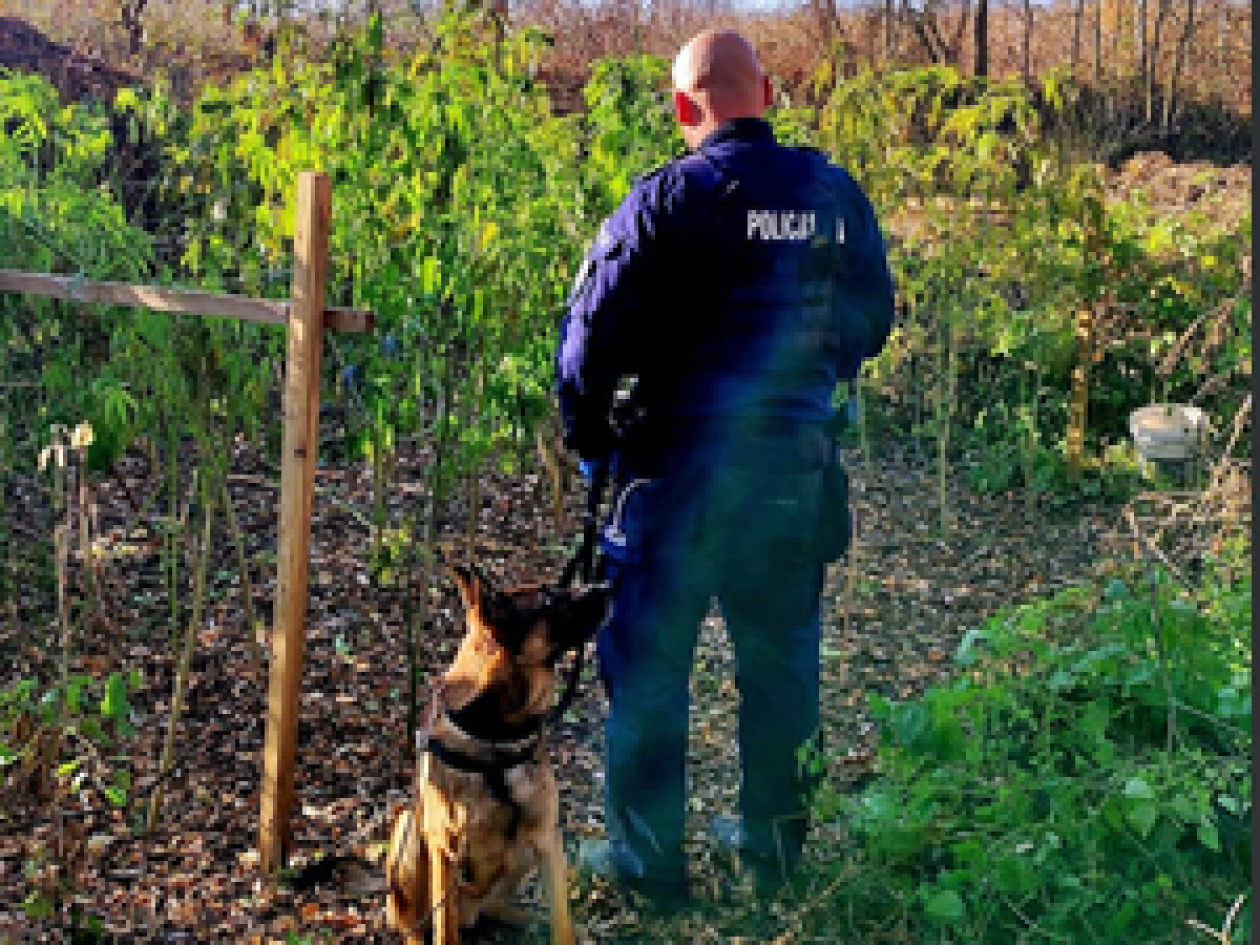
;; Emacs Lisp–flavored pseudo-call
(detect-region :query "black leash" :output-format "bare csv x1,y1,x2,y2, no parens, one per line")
550,460,610,726
557,459,609,589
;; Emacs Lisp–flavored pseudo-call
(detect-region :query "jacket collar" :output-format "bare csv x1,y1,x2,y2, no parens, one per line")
697,116,776,152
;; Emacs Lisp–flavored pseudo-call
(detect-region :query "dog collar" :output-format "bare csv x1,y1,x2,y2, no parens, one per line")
420,716,542,842
439,711,543,756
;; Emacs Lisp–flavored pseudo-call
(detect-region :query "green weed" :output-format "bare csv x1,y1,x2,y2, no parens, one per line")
800,562,1250,943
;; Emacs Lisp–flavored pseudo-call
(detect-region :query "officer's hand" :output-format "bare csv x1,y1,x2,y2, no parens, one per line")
578,459,603,481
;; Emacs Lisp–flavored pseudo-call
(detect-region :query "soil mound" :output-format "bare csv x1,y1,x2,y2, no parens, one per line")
0,16,139,103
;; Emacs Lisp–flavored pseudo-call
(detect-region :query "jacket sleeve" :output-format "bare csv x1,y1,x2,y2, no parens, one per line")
556,173,673,462
846,185,896,364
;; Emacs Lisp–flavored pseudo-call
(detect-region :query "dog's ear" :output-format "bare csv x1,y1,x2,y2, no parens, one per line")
451,563,497,613
451,564,521,644
450,563,478,611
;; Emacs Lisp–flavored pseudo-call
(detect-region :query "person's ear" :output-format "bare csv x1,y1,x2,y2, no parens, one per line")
673,89,699,127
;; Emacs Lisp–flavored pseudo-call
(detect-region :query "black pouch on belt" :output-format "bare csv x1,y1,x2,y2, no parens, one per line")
815,447,853,562
722,419,852,564
814,393,855,563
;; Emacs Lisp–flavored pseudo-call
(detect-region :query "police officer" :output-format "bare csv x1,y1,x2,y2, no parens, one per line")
556,30,895,908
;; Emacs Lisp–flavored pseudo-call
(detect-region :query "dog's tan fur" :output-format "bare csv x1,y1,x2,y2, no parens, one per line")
385,566,607,945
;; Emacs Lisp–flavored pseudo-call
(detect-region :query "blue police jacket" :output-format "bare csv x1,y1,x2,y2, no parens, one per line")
557,117,895,475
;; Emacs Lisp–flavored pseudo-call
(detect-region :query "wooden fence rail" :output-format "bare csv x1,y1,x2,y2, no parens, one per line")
0,269,372,333
0,171,370,875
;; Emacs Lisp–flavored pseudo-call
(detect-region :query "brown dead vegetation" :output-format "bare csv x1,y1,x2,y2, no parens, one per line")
5,0,1250,124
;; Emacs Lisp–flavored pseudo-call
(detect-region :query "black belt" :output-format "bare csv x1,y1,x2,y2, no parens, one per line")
620,422,838,477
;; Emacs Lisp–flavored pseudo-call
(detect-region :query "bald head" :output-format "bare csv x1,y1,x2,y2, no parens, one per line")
671,30,771,149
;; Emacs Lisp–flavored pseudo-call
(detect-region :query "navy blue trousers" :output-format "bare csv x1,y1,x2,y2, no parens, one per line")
596,466,826,893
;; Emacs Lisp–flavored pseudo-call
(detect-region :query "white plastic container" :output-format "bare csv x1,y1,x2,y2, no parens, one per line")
1130,404,1209,481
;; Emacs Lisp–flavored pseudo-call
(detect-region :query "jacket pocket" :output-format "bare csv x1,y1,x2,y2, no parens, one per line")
814,460,852,562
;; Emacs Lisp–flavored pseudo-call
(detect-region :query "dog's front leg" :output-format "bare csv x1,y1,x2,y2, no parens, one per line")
385,807,431,943
429,844,460,945
537,829,575,945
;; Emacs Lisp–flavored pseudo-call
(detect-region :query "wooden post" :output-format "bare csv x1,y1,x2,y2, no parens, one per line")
1066,302,1093,475
260,172,331,873
1067,194,1105,477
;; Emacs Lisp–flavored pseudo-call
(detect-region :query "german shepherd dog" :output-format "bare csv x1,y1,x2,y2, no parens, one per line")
385,564,610,945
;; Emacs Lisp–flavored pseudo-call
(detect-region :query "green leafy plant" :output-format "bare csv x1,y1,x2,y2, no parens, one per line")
801,560,1250,943
1,669,139,814
808,63,1250,499
3,665,138,930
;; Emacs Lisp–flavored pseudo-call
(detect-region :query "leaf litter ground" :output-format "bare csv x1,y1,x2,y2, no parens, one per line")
0,427,1126,943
